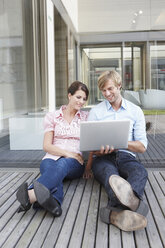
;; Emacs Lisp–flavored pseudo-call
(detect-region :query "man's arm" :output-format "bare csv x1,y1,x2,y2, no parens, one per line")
131,107,148,153
127,140,146,153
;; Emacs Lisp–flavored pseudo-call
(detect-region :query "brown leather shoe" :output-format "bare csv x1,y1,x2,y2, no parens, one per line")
110,210,147,232
109,175,144,211
100,207,147,231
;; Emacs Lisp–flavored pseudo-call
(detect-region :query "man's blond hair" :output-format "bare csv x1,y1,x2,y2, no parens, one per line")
98,70,122,90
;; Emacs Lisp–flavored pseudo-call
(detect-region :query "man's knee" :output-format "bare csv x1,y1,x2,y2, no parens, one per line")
142,166,148,179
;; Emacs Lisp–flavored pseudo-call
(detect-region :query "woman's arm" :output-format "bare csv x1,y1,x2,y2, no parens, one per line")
43,131,84,164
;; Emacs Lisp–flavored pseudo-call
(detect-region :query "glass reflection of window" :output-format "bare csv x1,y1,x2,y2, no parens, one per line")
150,44,165,90
82,47,122,105
123,47,132,90
123,46,142,91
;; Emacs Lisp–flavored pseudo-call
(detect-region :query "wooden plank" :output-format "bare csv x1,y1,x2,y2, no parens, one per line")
28,180,71,248
1,209,37,248
0,172,39,217
68,178,94,248
0,172,27,202
28,212,55,248
0,172,19,190
154,171,165,195
144,201,163,248
134,229,150,248
55,178,87,248
160,171,165,186
81,180,100,248
0,168,165,248
148,172,165,215
109,225,122,248
0,170,48,247
95,187,109,248
15,210,46,248
122,231,136,248
0,201,21,232
0,172,12,183
145,178,165,248
42,180,79,248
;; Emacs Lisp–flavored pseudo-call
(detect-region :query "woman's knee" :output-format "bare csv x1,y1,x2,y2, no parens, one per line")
40,159,55,174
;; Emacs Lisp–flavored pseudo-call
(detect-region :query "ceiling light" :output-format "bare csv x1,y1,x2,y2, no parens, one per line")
132,20,136,24
139,10,143,15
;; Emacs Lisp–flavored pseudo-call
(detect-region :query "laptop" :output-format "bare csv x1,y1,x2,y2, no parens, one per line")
80,119,130,151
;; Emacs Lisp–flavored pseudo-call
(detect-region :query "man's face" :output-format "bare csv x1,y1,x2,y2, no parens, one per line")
101,79,121,104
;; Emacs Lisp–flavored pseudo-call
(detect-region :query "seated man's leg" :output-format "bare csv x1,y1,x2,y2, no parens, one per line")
92,155,121,207
108,152,148,216
117,152,148,200
100,207,147,231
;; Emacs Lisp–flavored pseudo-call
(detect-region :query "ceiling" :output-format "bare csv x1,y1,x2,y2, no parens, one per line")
78,0,165,33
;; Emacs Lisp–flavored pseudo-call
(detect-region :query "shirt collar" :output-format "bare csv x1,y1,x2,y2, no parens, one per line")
55,105,82,119
54,105,65,118
105,98,127,110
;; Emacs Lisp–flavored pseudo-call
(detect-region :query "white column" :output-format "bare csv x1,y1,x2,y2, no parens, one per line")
46,0,56,111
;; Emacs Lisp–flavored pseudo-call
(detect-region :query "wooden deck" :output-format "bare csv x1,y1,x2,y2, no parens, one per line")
1,133,165,168
0,168,164,248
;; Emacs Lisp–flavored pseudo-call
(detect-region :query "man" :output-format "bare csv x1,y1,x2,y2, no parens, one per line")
87,70,149,232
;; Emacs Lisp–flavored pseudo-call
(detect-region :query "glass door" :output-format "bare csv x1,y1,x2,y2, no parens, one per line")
123,44,143,91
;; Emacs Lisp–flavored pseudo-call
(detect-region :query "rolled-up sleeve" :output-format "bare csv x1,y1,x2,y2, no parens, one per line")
134,108,148,149
43,112,55,133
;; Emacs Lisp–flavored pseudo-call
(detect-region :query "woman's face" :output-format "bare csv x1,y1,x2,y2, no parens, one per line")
68,89,87,110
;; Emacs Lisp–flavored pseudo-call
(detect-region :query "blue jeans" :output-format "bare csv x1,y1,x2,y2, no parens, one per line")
30,158,85,205
92,151,148,207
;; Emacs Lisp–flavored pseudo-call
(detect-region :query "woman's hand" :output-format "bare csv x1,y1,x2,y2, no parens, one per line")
43,132,84,164
83,169,93,179
65,151,84,165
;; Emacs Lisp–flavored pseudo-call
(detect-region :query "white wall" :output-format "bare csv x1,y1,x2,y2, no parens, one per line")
0,0,22,37
61,0,78,31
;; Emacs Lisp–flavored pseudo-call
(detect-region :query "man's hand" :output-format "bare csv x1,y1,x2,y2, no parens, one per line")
94,145,115,156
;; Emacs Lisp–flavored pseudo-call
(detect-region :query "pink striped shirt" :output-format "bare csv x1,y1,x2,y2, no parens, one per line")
42,105,89,161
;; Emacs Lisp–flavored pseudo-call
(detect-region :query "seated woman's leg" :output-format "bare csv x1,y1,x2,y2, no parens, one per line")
28,159,55,190
40,158,55,175
17,158,69,215
65,157,85,180
17,157,84,214
35,158,70,202
50,184,63,205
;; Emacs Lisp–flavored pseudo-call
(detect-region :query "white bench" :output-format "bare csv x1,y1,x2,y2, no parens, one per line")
139,89,165,109
9,114,45,150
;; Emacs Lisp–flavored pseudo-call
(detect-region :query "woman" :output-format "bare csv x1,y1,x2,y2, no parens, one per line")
16,81,89,217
